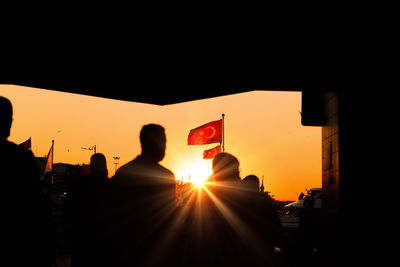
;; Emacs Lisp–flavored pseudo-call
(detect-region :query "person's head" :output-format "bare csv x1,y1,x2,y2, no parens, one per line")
0,96,13,139
242,175,260,192
140,124,166,162
212,152,240,183
90,153,108,177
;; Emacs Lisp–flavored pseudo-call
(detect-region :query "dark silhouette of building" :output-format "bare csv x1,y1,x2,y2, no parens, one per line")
260,176,265,192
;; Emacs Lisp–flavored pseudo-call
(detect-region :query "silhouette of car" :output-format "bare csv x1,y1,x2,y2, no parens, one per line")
284,188,322,210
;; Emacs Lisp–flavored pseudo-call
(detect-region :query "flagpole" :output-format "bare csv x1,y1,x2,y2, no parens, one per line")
221,113,225,152
51,140,54,184
52,140,54,169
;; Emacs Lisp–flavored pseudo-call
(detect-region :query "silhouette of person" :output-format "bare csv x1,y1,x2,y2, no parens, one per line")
89,153,108,180
181,153,248,266
184,154,282,266
109,124,177,266
242,174,261,192
70,153,111,266
0,96,54,266
241,174,283,263
207,152,241,183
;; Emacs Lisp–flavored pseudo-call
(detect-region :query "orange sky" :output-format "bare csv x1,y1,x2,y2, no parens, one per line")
0,85,321,200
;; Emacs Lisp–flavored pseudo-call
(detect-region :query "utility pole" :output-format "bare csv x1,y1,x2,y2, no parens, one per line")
221,113,225,152
113,156,120,175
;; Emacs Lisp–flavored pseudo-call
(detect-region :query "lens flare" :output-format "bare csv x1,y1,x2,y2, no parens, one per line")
176,160,212,187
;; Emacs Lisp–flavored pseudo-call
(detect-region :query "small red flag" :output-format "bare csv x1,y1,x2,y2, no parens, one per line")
19,137,31,150
188,119,222,145
203,145,221,159
44,143,53,173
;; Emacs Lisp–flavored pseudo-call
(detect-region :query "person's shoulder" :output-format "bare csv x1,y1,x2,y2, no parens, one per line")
116,162,130,173
1,140,35,159
134,156,175,179
157,164,175,179
114,159,136,177
0,140,39,181
0,140,18,151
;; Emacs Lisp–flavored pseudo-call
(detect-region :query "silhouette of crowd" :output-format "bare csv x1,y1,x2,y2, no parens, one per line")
0,96,322,267
1,96,54,266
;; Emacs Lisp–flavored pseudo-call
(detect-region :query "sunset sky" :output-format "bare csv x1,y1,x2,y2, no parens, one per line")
0,85,321,200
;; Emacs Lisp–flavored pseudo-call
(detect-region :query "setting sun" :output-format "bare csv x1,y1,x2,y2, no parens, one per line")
176,160,213,188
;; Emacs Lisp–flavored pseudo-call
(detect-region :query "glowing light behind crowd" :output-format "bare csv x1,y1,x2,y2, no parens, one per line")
0,85,321,200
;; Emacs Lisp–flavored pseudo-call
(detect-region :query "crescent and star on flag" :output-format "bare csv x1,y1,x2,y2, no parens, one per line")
187,114,225,159
199,126,217,139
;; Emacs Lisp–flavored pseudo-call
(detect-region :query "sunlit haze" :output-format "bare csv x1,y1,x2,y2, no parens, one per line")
0,85,321,200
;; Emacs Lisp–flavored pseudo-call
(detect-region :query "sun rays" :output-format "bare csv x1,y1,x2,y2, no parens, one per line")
175,160,213,188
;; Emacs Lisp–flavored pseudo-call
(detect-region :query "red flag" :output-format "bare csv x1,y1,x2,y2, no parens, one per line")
44,143,53,173
19,137,31,150
203,145,221,159
188,119,222,145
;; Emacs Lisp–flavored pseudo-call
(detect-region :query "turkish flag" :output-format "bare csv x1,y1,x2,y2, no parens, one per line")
188,119,222,145
203,145,221,159
44,142,54,173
